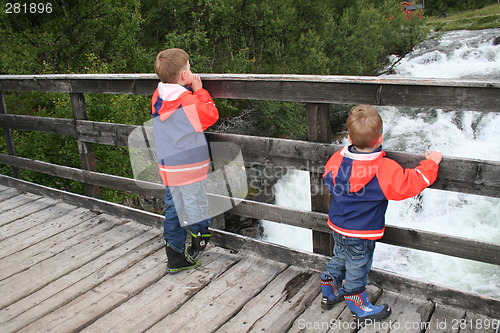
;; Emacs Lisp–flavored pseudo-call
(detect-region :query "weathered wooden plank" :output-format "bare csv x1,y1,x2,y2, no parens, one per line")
0,192,42,215
368,269,500,320
81,246,241,332
0,75,157,95
381,226,500,266
0,199,63,239
307,102,334,256
75,119,136,146
0,174,164,229
0,231,161,333
218,267,319,332
71,92,100,198
425,304,464,333
290,294,347,333
358,290,434,333
0,154,164,199
0,205,94,259
0,114,77,136
212,228,328,271
17,248,166,333
0,196,56,228
0,188,20,202
248,272,319,332
0,209,106,280
0,219,141,310
1,74,498,112
219,266,319,332
462,311,499,333
0,184,13,192
0,92,20,178
146,255,288,332
203,75,500,112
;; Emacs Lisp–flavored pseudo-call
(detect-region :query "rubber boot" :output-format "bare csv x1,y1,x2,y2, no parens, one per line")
344,289,391,323
185,232,211,264
320,273,344,309
165,245,201,273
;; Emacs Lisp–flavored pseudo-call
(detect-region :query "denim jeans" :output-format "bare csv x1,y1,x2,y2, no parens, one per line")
163,181,211,253
323,231,376,294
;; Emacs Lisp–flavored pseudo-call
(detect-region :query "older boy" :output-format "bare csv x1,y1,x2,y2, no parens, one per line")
321,105,442,322
152,48,219,272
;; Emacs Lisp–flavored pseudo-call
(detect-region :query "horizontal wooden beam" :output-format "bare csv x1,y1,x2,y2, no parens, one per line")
1,74,499,112
2,114,499,198
1,173,497,319
1,153,498,266
0,114,77,136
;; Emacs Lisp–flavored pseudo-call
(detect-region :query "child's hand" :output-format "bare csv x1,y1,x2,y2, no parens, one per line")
191,74,203,91
425,151,443,165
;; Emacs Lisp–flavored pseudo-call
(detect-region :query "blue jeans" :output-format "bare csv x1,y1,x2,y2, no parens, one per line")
323,231,376,294
163,181,211,253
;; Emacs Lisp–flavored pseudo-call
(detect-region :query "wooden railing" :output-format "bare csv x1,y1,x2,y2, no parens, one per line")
1,74,499,266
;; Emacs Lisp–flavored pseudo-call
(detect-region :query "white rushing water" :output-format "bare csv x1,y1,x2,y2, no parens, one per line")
260,28,500,298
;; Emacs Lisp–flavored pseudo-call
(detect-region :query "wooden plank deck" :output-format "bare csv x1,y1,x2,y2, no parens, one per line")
0,184,498,333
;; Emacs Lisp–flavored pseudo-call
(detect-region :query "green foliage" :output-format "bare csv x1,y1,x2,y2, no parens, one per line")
427,3,500,31
0,0,149,74
140,0,427,76
257,101,308,139
423,0,496,16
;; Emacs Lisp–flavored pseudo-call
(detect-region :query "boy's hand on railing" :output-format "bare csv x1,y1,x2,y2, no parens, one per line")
425,151,443,165
191,74,203,92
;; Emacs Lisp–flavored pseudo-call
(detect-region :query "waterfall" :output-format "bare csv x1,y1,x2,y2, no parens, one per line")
260,28,500,298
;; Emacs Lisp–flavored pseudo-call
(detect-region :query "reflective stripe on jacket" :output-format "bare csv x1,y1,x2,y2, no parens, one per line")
322,145,439,240
152,83,219,186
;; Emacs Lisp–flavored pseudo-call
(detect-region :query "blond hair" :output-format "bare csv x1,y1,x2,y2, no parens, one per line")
154,48,189,83
347,105,383,149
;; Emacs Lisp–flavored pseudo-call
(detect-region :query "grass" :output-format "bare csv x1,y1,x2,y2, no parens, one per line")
426,3,500,31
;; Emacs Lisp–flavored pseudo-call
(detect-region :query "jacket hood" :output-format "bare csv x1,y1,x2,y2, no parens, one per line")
153,83,191,121
340,145,385,192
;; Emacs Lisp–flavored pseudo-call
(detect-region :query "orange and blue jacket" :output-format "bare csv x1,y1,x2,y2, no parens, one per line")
323,145,439,240
152,83,219,186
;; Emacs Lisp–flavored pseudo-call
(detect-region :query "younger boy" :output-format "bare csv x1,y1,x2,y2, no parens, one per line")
321,105,442,322
152,48,219,272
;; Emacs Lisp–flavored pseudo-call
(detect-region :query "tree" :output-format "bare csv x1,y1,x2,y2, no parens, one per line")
0,0,149,74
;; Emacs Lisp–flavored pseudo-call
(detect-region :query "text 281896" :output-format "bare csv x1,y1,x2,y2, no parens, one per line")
5,3,52,14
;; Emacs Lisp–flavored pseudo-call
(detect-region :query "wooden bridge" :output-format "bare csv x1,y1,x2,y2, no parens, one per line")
0,74,499,332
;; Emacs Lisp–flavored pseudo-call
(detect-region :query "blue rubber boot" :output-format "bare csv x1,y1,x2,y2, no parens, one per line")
344,289,391,322
320,273,344,309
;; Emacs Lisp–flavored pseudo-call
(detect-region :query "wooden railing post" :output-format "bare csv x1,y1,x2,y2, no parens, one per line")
0,92,21,179
306,103,334,256
70,93,100,198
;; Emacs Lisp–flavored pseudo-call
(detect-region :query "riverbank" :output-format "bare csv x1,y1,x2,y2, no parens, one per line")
427,3,500,31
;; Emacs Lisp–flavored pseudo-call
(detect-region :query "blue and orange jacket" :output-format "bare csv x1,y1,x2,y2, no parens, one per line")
323,145,439,240
152,83,219,186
